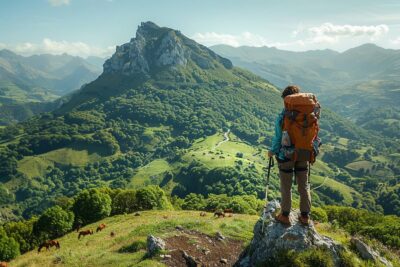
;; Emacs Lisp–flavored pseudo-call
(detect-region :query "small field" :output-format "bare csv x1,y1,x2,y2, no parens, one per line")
17,147,103,179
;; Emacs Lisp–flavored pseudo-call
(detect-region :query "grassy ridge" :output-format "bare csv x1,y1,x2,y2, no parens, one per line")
10,210,258,267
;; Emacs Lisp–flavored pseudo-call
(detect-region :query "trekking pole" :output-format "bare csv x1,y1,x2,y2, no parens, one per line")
261,156,274,233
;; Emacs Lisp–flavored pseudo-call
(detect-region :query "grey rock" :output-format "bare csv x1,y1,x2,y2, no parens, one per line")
351,237,392,267
182,250,199,267
220,258,228,264
235,203,342,267
216,231,225,241
102,21,233,77
146,235,165,256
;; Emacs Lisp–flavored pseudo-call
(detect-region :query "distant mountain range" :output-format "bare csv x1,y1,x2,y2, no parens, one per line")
0,50,105,124
211,43,400,139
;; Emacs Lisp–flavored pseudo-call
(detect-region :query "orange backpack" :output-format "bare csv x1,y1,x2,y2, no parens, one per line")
282,93,321,163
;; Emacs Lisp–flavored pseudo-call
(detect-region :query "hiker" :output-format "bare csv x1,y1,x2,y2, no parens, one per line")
268,85,321,225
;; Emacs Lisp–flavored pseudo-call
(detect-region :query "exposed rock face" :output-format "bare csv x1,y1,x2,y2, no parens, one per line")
235,200,342,267
103,21,232,76
351,237,393,267
147,235,165,256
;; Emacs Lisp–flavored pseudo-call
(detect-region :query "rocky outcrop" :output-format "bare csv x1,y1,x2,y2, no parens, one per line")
235,200,342,267
103,21,232,76
351,237,393,267
147,235,165,256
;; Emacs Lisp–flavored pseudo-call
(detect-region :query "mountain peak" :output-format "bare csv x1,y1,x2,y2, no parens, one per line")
103,21,232,76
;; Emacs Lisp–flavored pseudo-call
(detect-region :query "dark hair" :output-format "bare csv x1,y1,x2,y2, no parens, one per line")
281,85,300,98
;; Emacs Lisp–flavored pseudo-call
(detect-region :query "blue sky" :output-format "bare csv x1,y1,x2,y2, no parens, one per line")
1,0,399,57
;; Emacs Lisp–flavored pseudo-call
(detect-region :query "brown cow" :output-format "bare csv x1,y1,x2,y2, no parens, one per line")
0,262,8,267
214,211,225,218
96,223,106,232
38,240,60,252
78,229,93,239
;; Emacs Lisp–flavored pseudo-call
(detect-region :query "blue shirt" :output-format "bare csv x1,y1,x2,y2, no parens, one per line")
271,109,286,160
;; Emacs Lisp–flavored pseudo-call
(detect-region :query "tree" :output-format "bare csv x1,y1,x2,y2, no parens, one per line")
73,189,112,225
135,186,171,210
0,229,20,261
112,190,137,214
34,206,74,239
182,193,205,210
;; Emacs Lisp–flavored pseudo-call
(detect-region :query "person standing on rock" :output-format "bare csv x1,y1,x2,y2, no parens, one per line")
268,85,321,225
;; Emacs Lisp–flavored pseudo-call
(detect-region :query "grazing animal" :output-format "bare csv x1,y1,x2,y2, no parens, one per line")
200,212,207,217
224,208,233,214
78,229,93,239
214,211,225,218
38,240,60,252
110,231,115,237
0,262,8,267
96,223,106,232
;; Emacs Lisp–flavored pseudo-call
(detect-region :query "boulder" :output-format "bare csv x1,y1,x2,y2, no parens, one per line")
235,200,342,267
351,237,392,267
146,235,165,256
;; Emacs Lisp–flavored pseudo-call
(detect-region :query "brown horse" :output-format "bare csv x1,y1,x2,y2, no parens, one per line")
38,240,60,252
0,262,8,267
78,229,93,239
96,223,106,232
224,208,233,214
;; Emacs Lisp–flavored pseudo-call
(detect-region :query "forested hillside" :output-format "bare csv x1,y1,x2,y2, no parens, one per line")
0,22,399,225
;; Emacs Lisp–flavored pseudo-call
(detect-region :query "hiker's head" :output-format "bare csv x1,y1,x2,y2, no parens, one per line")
281,85,300,99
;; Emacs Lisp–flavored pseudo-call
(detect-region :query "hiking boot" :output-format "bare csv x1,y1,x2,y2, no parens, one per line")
298,214,310,225
275,213,291,225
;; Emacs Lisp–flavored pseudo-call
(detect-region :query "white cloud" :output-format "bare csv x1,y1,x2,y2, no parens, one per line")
2,38,114,58
48,0,70,7
192,32,270,47
308,23,389,42
392,37,400,45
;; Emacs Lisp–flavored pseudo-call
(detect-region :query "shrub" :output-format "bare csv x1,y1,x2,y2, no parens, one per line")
73,189,112,225
0,229,20,261
112,189,137,214
312,207,328,223
135,186,172,211
34,205,74,239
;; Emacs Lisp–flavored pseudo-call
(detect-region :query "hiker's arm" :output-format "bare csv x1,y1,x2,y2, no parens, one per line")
270,112,283,156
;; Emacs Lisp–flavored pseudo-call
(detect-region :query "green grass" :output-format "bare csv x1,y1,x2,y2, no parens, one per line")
17,156,54,179
10,210,258,267
345,161,374,172
17,147,103,179
311,174,357,205
130,159,173,188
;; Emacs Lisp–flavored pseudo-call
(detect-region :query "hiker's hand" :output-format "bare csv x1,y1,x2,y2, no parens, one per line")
267,151,274,158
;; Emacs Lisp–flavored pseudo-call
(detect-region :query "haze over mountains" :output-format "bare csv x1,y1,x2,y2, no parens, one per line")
0,50,104,124
211,43,400,140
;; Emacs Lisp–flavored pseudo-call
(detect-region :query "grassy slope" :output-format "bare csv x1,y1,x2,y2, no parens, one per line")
17,148,103,179
10,210,258,267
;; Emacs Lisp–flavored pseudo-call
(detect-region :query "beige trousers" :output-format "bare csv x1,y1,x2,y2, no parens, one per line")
278,160,311,214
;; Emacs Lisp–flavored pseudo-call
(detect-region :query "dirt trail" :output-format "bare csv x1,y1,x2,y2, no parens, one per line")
213,129,230,150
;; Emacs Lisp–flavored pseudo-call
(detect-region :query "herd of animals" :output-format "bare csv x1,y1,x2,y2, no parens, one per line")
0,210,235,266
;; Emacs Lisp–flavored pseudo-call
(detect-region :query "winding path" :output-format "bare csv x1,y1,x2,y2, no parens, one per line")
213,129,230,150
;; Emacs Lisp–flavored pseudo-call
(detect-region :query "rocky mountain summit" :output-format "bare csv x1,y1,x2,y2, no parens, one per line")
235,200,342,267
103,21,232,76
